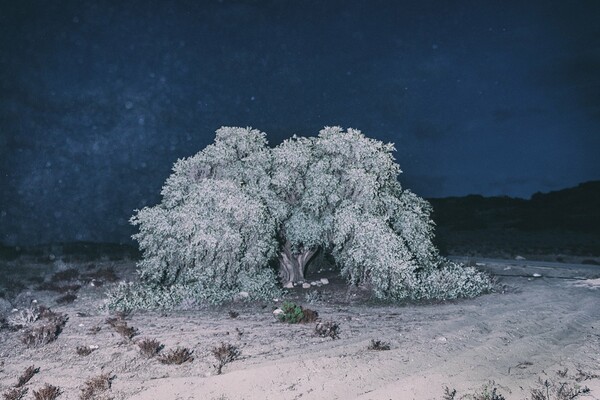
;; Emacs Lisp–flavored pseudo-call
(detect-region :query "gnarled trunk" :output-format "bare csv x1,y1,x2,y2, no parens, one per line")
278,241,318,284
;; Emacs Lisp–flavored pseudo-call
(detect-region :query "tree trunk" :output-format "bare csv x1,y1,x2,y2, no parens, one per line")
278,241,318,284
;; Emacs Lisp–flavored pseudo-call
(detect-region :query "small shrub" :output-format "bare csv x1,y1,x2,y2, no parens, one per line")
277,302,318,324
75,346,96,356
137,338,164,358
105,316,137,340
315,321,340,339
368,339,391,351
2,387,28,400
79,373,114,400
530,378,590,400
51,268,79,282
157,347,194,365
574,368,599,382
32,384,61,400
442,387,457,400
211,342,240,375
21,311,68,348
7,305,41,329
55,293,77,305
15,365,39,387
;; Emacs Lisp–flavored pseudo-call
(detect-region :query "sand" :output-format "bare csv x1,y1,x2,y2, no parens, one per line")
1,257,599,400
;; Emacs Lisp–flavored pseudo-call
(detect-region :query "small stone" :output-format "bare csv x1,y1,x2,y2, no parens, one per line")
234,291,250,301
310,281,318,286
273,308,284,316
302,283,311,289
435,336,447,343
515,255,526,260
532,273,542,278
283,282,294,289
320,278,329,285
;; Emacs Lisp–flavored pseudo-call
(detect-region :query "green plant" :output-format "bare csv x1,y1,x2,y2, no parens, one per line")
277,302,318,324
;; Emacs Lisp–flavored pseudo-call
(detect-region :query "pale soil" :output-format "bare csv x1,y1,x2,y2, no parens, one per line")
1,257,599,400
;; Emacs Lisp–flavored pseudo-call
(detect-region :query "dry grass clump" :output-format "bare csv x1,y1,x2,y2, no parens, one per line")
20,309,68,348
105,316,137,340
75,346,97,356
136,338,164,358
530,378,590,400
2,387,28,400
7,305,41,329
368,339,391,351
157,347,194,365
315,320,340,339
15,365,40,387
51,268,80,282
55,293,77,305
32,384,61,400
79,373,114,400
211,342,241,375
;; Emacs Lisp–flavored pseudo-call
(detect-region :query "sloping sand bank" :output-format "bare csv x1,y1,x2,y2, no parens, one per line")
1,258,599,399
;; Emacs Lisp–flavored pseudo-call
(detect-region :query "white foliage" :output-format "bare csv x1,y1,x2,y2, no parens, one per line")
109,126,491,310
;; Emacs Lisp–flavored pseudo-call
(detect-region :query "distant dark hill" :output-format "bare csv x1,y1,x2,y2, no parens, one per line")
429,181,600,234
429,181,600,257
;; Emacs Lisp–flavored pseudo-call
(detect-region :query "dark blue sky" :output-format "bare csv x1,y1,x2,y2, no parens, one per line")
1,0,599,245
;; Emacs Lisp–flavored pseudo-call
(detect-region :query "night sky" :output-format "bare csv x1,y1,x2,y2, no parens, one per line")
1,0,599,246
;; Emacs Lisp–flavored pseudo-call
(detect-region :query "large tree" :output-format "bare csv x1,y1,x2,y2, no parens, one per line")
108,126,491,310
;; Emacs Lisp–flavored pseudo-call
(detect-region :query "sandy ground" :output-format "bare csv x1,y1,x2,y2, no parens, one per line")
1,257,599,400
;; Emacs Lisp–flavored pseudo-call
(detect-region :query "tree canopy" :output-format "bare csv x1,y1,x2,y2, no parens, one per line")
108,126,491,311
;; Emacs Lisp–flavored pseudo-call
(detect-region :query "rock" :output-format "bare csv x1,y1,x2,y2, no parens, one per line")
435,336,447,343
320,278,329,285
532,273,542,278
302,283,311,289
310,281,318,286
283,282,294,289
515,255,526,260
234,291,250,301
273,308,284,316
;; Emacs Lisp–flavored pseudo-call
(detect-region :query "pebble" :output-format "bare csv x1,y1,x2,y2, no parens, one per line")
283,282,294,289
320,278,329,285
273,308,284,316
515,255,526,260
234,291,249,301
532,273,542,278
302,283,311,289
